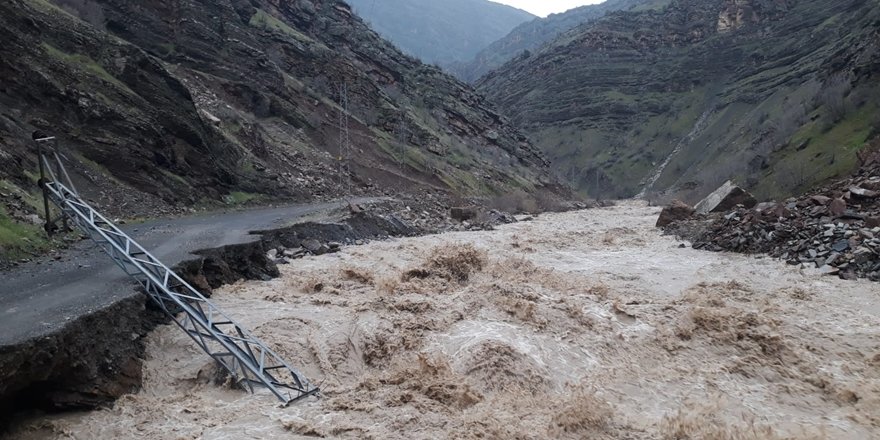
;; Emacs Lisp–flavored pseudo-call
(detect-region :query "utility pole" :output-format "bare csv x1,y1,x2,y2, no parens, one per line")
396,111,407,167
337,83,352,200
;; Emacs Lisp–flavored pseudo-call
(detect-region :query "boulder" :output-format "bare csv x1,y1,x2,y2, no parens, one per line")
450,206,479,222
818,265,840,276
810,195,831,205
694,181,757,215
198,109,221,127
656,200,695,227
302,239,324,254
849,186,879,199
829,198,847,217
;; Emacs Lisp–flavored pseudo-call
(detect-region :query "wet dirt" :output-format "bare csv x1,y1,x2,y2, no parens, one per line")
7,201,880,439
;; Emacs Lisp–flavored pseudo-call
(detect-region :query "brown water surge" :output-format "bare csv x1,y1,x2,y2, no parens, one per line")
9,202,880,439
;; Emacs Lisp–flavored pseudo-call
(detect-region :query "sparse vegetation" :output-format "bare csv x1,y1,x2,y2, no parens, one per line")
249,8,312,43
223,191,261,206
41,43,132,93
0,205,49,262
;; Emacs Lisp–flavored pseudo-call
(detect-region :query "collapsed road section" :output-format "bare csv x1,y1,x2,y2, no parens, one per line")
34,137,318,405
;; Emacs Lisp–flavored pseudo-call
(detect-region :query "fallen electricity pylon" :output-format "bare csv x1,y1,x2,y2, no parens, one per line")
33,133,318,406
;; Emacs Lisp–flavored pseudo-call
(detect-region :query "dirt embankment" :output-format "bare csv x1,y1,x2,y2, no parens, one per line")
0,210,417,431
10,202,879,439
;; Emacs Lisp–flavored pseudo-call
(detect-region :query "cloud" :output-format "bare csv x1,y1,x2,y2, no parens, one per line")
490,0,606,17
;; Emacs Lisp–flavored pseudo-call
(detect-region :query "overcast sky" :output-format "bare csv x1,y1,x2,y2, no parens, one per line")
491,0,605,17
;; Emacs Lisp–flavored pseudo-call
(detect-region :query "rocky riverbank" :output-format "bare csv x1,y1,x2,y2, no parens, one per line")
664,156,880,281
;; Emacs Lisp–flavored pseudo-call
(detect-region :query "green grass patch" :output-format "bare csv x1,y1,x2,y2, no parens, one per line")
41,43,133,94
224,191,262,205
249,9,312,43
0,205,50,262
0,180,47,215
629,0,672,12
75,153,125,185
157,43,176,57
23,169,41,184
158,168,191,188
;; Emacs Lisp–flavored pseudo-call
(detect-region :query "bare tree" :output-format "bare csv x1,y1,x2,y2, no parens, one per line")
815,73,852,124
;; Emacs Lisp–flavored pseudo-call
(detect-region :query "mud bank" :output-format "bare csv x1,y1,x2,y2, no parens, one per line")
0,211,415,430
9,201,880,439
0,295,158,417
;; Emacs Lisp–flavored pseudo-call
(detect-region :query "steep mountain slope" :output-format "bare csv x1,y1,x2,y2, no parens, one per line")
345,0,534,67
478,0,880,202
451,0,665,82
0,0,560,261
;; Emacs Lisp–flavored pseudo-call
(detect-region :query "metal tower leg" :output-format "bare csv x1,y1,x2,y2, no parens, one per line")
34,138,318,405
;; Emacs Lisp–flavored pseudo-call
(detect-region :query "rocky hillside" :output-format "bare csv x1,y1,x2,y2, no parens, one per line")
0,0,561,262
478,0,880,202
450,0,663,82
345,0,534,68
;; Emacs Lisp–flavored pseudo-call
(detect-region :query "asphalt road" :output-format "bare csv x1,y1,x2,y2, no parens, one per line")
0,200,360,347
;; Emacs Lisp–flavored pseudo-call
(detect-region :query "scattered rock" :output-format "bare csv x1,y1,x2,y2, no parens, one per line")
678,163,880,282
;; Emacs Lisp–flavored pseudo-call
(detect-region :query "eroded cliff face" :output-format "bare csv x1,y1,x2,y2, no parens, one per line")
449,0,654,83
478,0,880,202
0,0,559,231
716,0,794,32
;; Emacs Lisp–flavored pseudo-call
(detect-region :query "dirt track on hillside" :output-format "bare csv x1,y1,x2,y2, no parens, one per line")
9,202,880,439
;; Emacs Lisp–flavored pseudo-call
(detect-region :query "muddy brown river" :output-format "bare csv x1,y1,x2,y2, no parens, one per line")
8,202,880,439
